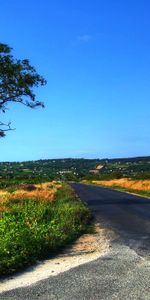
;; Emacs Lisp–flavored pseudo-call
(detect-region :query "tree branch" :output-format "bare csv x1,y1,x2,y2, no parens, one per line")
0,121,15,137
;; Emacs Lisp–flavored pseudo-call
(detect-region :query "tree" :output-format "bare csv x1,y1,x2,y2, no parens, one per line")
0,43,47,137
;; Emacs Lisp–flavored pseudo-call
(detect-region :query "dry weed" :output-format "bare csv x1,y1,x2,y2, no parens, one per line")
92,179,150,191
0,181,63,209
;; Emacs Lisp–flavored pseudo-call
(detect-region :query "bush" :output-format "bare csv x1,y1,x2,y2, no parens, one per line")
16,184,37,191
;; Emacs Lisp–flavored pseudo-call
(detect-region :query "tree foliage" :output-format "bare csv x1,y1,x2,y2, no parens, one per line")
0,43,46,136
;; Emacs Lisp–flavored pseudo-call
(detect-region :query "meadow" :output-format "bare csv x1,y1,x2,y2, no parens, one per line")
0,182,91,276
89,179,150,198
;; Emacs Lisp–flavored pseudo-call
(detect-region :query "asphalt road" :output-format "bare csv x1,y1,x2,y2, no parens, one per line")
72,183,150,257
1,183,150,300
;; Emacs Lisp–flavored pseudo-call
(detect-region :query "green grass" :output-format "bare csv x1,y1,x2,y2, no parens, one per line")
0,184,91,276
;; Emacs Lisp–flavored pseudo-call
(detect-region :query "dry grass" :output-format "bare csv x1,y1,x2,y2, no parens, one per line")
92,179,150,191
0,181,63,211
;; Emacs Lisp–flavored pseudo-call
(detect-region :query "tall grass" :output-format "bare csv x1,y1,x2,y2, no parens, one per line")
0,184,91,276
92,178,150,191
88,179,150,198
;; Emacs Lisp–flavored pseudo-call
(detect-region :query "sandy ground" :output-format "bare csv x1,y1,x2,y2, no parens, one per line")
0,223,111,293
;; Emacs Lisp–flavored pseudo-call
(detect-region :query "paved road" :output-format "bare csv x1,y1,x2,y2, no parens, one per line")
1,183,150,300
72,183,150,258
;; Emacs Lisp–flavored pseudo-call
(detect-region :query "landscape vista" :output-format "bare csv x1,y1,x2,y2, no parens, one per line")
0,1,150,299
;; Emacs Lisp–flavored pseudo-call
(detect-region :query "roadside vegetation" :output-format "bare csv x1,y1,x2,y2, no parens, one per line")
0,182,91,276
84,179,150,198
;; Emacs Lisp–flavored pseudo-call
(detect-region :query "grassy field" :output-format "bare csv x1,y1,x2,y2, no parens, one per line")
0,182,91,276
83,179,150,198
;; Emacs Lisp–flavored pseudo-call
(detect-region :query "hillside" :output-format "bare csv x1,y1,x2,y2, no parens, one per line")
0,156,150,187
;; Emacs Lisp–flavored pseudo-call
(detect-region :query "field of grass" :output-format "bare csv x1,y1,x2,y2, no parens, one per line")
87,179,150,198
0,182,91,276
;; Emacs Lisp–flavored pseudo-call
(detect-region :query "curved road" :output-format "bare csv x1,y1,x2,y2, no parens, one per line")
1,183,150,300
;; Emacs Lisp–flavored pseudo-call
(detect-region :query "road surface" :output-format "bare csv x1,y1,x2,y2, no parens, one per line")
1,183,150,300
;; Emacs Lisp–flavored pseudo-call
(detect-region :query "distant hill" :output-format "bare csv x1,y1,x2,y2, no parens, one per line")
0,156,150,187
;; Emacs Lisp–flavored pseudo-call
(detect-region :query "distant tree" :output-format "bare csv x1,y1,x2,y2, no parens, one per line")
0,43,47,137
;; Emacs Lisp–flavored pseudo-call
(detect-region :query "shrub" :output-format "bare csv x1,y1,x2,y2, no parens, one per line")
16,184,37,191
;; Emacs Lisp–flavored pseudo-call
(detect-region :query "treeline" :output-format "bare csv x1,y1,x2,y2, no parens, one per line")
0,157,150,188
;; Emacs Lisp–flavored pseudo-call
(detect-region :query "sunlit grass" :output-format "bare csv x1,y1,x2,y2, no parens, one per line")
92,179,150,191
87,179,150,198
0,183,91,276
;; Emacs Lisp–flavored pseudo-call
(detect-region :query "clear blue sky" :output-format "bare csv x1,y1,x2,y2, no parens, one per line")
0,0,150,161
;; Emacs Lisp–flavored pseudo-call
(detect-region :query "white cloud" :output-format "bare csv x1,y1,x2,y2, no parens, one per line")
77,34,93,43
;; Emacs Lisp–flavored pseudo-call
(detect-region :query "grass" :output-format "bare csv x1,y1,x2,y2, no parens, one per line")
0,183,91,276
107,185,150,198
83,179,150,198
91,178,150,191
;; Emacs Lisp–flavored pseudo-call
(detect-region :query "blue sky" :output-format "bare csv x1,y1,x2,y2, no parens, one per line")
0,0,150,161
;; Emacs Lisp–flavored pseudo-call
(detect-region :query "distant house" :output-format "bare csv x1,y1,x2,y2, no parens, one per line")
95,164,104,171
89,164,104,174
